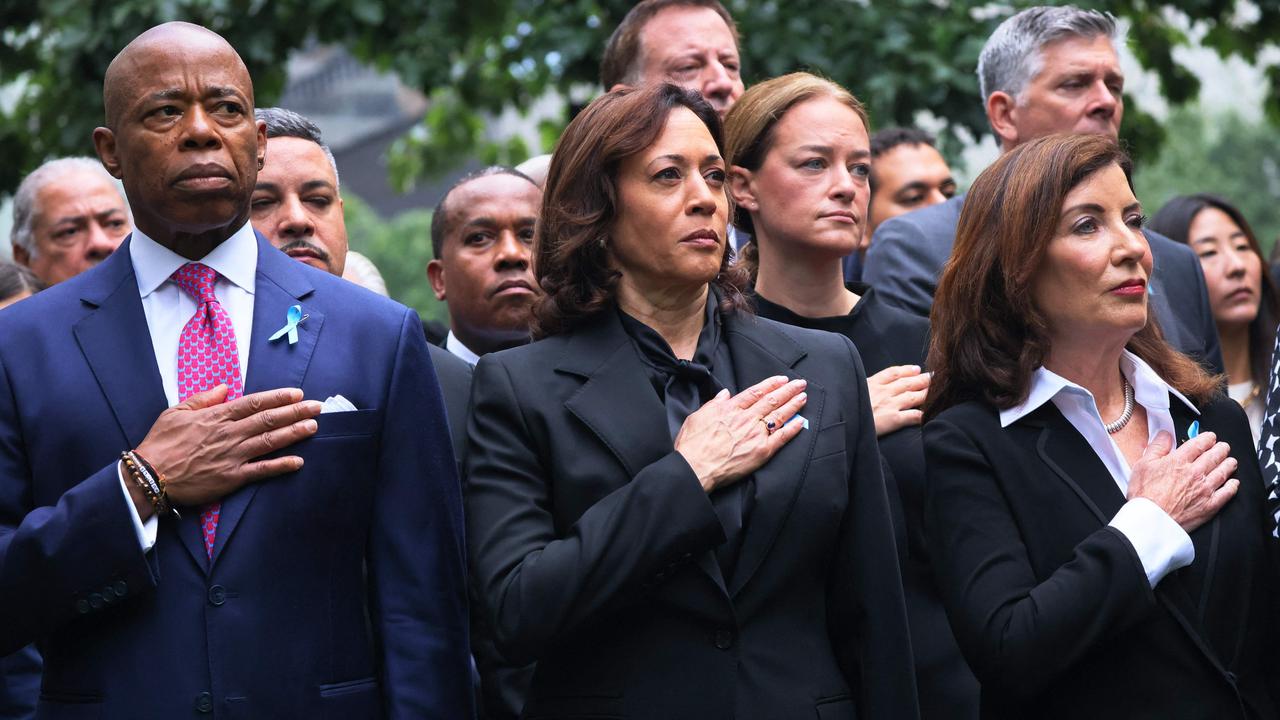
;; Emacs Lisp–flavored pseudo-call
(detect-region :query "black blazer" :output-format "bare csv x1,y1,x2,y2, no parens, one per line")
925,393,1280,719
465,306,918,720
427,342,474,461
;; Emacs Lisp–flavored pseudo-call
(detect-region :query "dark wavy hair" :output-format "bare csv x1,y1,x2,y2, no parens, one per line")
926,134,1221,420
1149,193,1280,392
532,83,750,339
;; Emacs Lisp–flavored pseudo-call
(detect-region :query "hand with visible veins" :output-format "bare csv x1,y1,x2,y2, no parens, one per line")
125,385,322,519
675,375,808,492
1127,431,1239,533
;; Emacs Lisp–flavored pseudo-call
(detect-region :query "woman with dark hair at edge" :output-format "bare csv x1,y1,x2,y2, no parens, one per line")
925,132,1280,719
1149,194,1279,444
464,83,918,720
723,71,974,720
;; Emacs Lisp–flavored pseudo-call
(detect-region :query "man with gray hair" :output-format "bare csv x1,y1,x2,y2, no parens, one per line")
863,5,1222,372
10,157,131,285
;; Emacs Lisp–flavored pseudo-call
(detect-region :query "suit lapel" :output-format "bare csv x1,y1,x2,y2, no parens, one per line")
722,314,822,597
1030,404,1126,522
559,311,733,594
72,238,209,569
209,234,320,568
1032,397,1228,669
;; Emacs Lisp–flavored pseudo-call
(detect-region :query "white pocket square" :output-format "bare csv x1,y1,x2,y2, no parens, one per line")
320,394,358,413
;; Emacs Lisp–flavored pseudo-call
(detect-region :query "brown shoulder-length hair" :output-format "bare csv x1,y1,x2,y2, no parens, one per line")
925,133,1222,420
532,83,750,339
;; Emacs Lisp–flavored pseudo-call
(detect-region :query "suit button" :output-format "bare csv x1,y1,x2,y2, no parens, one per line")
208,585,226,606
76,599,90,614
713,629,734,650
113,580,128,597
88,593,104,610
102,587,117,604
195,691,213,713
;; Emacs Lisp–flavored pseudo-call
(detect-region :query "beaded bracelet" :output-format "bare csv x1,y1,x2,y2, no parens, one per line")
120,450,181,520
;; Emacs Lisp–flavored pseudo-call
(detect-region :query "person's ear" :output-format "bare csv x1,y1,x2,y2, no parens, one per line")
255,119,268,171
427,259,447,301
727,165,759,214
609,83,631,93
92,127,123,179
986,91,1020,149
11,244,30,267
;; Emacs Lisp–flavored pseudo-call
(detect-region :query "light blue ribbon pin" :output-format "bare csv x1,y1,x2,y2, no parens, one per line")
269,304,305,345
1187,420,1200,439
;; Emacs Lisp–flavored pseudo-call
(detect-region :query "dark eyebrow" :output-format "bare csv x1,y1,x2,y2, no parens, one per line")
149,89,186,102
893,181,930,198
647,153,724,167
797,145,871,160
253,182,280,193
1061,201,1143,216
300,180,336,193
206,86,240,98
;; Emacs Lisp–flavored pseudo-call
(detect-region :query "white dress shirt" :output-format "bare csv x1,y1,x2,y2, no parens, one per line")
117,222,259,551
445,331,481,366
999,350,1197,588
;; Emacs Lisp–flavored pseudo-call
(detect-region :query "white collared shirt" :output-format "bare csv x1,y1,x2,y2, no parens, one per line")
445,331,482,366
999,350,1197,588
117,223,259,551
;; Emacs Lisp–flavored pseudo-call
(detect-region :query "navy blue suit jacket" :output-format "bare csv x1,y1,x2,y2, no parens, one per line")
0,233,472,719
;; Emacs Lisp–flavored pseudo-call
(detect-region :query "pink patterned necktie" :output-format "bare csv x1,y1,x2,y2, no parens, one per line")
170,262,244,558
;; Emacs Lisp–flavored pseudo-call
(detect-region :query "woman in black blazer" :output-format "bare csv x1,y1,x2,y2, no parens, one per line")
925,133,1280,720
722,73,974,720
465,83,918,719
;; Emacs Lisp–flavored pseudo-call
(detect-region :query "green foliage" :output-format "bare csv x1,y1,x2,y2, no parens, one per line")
341,193,448,323
1133,106,1280,256
2,0,1278,193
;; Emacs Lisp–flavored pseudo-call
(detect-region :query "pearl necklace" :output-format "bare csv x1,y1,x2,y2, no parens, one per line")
1103,377,1135,435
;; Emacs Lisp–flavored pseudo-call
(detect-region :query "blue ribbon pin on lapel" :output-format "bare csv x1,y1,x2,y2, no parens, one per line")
1187,420,1200,440
268,304,306,345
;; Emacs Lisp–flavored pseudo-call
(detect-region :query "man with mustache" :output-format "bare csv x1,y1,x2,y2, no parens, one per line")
250,107,346,276
252,107,473,459
0,22,471,718
428,167,542,363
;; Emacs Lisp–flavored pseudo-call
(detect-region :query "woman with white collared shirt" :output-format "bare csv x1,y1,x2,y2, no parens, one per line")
922,134,1280,720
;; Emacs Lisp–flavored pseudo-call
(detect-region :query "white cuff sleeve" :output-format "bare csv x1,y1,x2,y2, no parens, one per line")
1108,497,1194,587
117,463,159,552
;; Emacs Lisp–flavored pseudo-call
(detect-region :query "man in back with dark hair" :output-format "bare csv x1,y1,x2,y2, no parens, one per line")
427,167,542,364
845,128,956,280
600,0,743,119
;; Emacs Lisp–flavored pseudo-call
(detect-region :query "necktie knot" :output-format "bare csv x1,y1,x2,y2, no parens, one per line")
170,262,220,304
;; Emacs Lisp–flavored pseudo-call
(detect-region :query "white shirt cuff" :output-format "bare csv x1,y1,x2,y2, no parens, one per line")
1108,497,1194,587
117,463,159,552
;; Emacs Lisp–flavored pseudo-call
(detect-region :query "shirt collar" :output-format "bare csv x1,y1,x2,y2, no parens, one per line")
445,331,482,366
999,349,1199,428
130,222,258,298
